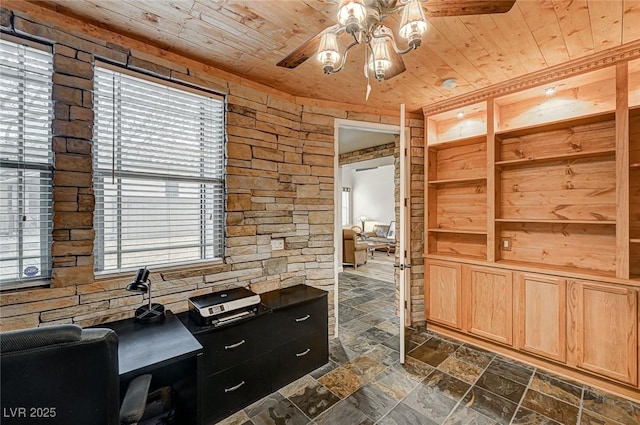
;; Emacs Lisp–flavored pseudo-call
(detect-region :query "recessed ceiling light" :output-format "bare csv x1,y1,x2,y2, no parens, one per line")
442,78,457,89
456,111,465,119
544,87,556,96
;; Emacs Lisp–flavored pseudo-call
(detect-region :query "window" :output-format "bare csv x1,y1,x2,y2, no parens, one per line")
93,64,225,273
0,38,54,288
341,187,350,227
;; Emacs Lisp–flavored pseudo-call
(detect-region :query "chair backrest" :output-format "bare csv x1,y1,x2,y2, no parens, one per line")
0,324,120,425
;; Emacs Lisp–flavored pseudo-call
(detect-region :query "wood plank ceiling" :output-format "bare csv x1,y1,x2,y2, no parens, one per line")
26,0,640,113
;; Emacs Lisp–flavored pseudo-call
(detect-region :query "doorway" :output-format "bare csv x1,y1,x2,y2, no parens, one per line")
333,119,401,342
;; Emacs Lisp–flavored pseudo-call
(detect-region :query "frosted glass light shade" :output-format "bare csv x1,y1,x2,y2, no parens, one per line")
317,33,341,72
368,33,391,80
399,0,427,46
337,0,366,25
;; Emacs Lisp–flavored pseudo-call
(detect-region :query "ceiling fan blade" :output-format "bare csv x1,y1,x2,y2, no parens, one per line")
384,50,406,81
423,0,516,17
277,24,340,69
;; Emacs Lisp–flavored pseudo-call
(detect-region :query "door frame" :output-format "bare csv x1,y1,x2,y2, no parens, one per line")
333,118,400,338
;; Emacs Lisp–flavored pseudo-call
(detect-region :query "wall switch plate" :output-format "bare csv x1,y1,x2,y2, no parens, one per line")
501,237,512,251
271,238,284,250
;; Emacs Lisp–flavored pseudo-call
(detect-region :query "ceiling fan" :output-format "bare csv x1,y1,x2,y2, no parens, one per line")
277,0,516,87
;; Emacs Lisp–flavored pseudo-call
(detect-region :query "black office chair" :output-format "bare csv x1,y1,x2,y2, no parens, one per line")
0,324,151,425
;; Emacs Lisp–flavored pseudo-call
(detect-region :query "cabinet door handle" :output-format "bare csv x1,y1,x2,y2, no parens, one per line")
296,348,311,357
295,314,310,322
224,381,245,393
224,339,246,350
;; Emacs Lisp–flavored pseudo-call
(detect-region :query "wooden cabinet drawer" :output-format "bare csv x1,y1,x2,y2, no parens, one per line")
202,353,272,424
195,314,272,375
271,331,328,391
271,297,327,344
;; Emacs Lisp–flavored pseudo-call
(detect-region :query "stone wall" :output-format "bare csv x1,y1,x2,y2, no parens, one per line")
338,142,395,165
0,7,425,333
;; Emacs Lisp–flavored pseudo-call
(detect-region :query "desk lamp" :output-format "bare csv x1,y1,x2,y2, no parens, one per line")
126,267,165,323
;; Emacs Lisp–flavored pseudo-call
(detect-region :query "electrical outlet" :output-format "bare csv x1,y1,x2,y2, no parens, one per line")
271,238,284,251
501,237,512,251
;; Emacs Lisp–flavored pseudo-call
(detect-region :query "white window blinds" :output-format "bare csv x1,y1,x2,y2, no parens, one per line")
0,38,53,287
93,65,225,273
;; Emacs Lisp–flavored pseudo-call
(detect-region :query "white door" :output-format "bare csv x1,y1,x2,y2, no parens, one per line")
398,104,411,363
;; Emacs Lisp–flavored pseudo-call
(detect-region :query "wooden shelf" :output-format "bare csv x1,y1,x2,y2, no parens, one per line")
495,111,615,138
630,239,640,244
495,149,615,167
427,135,486,150
496,218,616,225
428,177,486,186
428,228,487,235
425,252,487,262
630,163,640,169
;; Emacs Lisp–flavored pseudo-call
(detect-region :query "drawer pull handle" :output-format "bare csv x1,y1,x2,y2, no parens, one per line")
224,381,245,393
296,349,311,357
295,315,310,322
224,339,246,350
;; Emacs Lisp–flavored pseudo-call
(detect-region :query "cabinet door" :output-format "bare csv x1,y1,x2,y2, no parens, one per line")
425,260,462,329
515,273,566,363
464,265,514,346
567,280,638,386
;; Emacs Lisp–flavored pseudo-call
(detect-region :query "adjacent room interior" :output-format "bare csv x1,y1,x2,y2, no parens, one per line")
1,1,639,425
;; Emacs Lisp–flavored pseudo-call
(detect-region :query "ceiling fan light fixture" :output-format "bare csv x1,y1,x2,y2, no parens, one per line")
337,0,366,35
317,32,341,73
399,0,428,48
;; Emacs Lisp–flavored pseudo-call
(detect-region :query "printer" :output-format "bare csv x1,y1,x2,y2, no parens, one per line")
188,287,261,327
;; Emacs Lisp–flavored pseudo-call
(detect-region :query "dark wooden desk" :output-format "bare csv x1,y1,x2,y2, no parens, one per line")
101,311,203,425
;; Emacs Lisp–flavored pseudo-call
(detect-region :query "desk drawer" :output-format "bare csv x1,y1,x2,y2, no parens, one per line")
202,353,272,424
271,331,328,390
271,297,327,344
196,315,272,375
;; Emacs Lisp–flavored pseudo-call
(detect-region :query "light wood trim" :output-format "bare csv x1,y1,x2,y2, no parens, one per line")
515,272,566,363
616,63,630,279
427,323,640,403
487,99,497,263
423,253,640,288
427,228,486,235
422,40,640,115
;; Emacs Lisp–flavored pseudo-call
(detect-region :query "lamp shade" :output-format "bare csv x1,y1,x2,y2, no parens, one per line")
337,0,366,34
368,28,392,80
125,267,164,324
317,32,341,72
399,0,427,47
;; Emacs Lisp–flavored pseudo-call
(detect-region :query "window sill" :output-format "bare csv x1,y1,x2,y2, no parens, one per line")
94,259,227,283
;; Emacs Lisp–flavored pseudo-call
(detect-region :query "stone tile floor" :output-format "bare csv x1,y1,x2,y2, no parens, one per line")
217,272,640,425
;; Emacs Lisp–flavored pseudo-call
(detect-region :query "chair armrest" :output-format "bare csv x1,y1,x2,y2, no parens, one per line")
120,374,152,424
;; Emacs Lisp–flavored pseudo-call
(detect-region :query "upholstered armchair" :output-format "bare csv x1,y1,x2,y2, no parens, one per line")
0,324,151,425
342,228,368,269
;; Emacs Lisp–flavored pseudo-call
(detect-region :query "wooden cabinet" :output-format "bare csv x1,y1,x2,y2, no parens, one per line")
425,260,462,329
567,280,638,386
515,273,566,363
463,265,513,346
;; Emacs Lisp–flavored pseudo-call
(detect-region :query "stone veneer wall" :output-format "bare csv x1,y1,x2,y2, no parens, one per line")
338,142,395,166
0,7,425,333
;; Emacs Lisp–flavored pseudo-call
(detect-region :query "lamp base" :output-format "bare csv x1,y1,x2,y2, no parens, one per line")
134,303,165,324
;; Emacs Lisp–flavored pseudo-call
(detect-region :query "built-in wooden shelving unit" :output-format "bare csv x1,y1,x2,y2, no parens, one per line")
423,61,640,396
